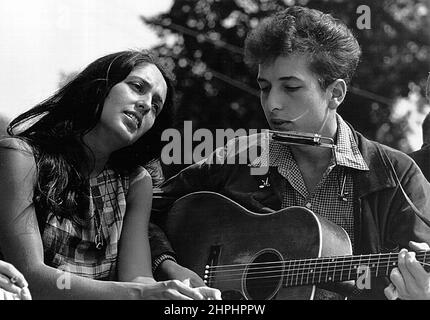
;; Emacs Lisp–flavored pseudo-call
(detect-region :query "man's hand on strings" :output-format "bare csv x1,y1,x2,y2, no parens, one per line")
384,241,430,300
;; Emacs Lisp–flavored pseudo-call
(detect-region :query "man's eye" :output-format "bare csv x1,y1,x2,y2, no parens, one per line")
284,86,301,92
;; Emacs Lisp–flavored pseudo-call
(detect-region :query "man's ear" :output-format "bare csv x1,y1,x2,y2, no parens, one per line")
328,79,347,110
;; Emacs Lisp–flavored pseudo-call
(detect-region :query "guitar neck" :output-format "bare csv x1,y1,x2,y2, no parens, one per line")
283,251,430,287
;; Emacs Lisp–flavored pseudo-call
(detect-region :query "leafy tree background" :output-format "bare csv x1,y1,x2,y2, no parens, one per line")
2,0,427,177
143,0,430,175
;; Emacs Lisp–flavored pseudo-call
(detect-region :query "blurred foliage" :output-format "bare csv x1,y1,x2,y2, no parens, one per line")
143,0,430,162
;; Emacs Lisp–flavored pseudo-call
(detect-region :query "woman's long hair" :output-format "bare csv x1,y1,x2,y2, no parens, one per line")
7,50,175,226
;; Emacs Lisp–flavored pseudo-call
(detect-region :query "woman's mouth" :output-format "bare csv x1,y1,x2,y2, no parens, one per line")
123,111,142,129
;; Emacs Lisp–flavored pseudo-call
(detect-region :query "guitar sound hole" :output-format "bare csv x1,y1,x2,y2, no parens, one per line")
244,250,283,300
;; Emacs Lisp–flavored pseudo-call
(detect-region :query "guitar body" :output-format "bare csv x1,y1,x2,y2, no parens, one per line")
163,192,353,300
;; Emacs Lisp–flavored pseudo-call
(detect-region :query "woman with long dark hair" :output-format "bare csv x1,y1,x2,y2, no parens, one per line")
0,50,220,300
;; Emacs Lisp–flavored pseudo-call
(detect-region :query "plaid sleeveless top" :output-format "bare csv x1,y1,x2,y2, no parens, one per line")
42,168,130,280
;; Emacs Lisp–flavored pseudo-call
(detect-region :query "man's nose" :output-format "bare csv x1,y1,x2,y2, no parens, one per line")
266,90,282,112
267,103,282,112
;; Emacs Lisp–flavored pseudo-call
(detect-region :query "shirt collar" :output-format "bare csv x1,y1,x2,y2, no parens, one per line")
335,114,369,171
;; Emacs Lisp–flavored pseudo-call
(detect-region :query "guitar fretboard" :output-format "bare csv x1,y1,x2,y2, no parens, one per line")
283,252,429,287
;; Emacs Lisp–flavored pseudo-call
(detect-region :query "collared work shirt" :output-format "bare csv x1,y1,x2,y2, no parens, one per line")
267,115,369,248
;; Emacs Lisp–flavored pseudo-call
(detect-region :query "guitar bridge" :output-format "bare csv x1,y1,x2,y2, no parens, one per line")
204,245,222,287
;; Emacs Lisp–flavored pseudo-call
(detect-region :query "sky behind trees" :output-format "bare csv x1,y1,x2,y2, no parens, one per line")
0,0,173,119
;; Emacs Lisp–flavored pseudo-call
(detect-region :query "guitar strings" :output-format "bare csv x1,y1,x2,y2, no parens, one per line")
205,265,401,281
206,262,419,278
203,261,430,285
203,262,430,286
207,258,415,274
202,253,429,284
205,251,429,271
205,259,430,279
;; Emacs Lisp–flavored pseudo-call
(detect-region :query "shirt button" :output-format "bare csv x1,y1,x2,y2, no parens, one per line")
305,203,312,209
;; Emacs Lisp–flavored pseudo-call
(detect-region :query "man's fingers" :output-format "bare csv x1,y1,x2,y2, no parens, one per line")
409,241,430,251
390,267,407,296
404,251,428,284
397,249,416,293
384,283,399,300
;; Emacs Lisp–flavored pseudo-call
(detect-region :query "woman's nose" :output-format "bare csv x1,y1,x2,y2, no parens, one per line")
136,99,151,114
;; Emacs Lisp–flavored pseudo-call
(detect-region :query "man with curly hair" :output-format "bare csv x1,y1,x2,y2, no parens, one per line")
149,6,430,300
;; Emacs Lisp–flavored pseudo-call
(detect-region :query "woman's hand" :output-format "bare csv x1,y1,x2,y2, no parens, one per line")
136,279,221,300
384,241,430,300
0,260,32,300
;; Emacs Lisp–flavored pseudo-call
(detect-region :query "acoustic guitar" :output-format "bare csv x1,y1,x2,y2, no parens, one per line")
163,191,429,300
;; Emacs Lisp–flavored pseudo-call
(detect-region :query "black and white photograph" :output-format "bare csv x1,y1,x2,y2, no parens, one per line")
0,0,429,313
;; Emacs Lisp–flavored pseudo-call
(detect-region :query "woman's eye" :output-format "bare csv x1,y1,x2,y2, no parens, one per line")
130,82,143,92
259,87,270,93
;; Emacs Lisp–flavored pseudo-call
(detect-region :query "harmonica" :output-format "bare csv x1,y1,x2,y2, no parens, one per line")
269,130,336,148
